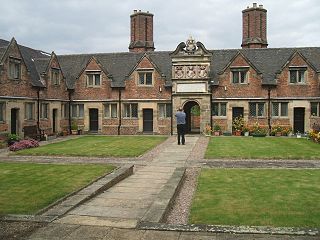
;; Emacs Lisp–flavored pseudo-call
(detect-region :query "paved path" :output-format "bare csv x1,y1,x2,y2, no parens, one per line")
53,136,198,229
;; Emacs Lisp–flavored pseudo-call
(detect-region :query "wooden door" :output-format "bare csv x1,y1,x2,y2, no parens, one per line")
294,108,305,133
143,109,153,132
89,109,99,132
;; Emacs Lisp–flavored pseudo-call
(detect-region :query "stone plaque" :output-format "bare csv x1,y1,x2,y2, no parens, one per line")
177,83,206,93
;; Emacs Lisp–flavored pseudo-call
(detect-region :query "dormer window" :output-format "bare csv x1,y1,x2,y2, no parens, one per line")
289,67,307,84
138,70,153,86
9,57,21,80
231,67,248,84
86,71,101,87
51,68,60,85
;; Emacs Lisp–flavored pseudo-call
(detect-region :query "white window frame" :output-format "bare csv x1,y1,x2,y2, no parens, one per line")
158,103,172,118
104,103,118,118
272,102,288,118
123,103,138,118
289,67,307,84
86,71,101,87
212,102,227,117
137,70,153,86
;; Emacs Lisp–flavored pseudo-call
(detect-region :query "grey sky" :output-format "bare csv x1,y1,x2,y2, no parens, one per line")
0,0,319,54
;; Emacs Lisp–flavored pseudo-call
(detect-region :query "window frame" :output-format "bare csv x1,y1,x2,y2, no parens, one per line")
289,67,307,84
40,103,49,119
272,102,289,118
0,102,5,122
51,68,60,85
104,103,118,119
71,104,84,118
311,102,320,117
86,71,101,87
61,103,69,119
137,69,154,86
25,102,35,120
230,67,249,84
212,102,227,117
123,103,138,119
249,102,266,117
8,57,21,80
158,103,172,118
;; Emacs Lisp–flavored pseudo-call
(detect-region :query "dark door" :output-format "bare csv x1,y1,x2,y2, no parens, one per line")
89,109,99,132
11,108,18,134
232,107,244,131
143,109,153,132
52,109,57,133
294,107,305,133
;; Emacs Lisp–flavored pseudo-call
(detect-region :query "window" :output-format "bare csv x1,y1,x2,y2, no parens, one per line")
104,103,118,118
311,102,320,117
51,68,60,85
25,102,35,120
40,103,49,119
124,103,138,118
212,102,227,116
249,102,265,117
138,72,153,85
0,102,5,122
272,102,288,117
289,67,307,84
61,103,69,119
86,71,101,87
159,103,172,118
231,68,248,84
71,104,84,118
9,58,21,80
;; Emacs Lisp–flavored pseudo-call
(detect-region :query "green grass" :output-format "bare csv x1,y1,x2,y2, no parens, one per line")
15,136,167,157
0,162,115,214
205,137,320,159
189,169,320,227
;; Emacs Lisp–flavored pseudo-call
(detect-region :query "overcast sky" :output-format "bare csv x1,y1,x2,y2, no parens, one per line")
0,0,319,54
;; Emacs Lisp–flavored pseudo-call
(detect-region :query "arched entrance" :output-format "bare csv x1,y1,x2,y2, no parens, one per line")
183,101,200,134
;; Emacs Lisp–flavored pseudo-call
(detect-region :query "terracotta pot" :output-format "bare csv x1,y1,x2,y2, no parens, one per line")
234,130,241,136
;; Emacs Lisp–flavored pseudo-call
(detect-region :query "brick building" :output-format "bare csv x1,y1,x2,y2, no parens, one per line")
0,4,320,138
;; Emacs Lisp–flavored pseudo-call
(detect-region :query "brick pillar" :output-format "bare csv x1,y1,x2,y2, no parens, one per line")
129,10,155,52
241,3,268,49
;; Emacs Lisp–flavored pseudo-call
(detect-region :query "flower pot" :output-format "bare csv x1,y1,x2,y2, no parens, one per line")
214,131,220,136
234,130,241,136
275,132,282,137
244,131,249,137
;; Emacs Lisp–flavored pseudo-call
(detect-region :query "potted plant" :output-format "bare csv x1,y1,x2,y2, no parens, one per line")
282,126,292,136
6,133,20,146
203,124,212,136
232,116,244,136
242,124,250,137
71,120,78,135
250,122,267,137
213,124,221,136
271,124,283,136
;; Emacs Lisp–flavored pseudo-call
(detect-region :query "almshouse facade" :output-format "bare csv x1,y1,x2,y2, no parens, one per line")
0,3,320,138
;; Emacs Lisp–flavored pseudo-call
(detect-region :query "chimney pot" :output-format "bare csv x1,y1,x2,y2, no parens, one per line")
134,10,137,13
253,3,257,8
259,4,263,8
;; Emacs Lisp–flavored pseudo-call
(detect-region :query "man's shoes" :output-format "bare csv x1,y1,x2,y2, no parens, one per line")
182,143,185,145
178,143,180,145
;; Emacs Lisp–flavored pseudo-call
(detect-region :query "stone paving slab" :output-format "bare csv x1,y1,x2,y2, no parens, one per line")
85,198,154,208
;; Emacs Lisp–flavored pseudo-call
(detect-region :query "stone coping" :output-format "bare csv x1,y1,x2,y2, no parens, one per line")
0,165,134,223
137,222,320,236
140,167,186,223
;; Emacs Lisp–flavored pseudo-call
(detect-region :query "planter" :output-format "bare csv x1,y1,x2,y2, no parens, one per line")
296,134,302,138
234,130,241,136
252,133,266,137
71,130,78,135
214,131,220,136
275,132,282,137
244,131,249,137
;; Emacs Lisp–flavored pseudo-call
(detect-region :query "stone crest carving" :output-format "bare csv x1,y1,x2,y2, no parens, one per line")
175,66,184,79
185,36,197,54
198,65,208,78
186,66,196,78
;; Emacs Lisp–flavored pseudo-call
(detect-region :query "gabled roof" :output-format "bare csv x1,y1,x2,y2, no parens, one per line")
34,58,50,75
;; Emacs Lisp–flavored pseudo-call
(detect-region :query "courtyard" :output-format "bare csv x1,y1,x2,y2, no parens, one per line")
0,135,319,240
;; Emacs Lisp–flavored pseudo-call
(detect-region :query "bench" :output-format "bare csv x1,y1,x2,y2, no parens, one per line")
23,125,45,140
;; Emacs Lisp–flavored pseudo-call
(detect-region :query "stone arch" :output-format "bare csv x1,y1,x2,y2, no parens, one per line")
182,100,201,133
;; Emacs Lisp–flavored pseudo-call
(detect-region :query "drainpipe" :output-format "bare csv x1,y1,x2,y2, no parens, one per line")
37,88,40,130
267,86,271,134
210,85,213,131
118,88,122,135
68,90,72,134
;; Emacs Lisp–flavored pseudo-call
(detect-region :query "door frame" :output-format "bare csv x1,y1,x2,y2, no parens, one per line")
143,108,153,133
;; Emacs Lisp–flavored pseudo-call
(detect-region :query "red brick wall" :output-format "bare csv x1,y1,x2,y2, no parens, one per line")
274,54,319,98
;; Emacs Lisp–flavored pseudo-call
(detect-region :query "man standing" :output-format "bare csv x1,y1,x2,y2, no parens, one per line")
175,107,186,145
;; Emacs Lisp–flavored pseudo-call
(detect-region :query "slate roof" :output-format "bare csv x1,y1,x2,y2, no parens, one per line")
1,38,320,89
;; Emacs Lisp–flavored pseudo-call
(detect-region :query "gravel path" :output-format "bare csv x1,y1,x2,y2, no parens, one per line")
0,221,47,240
165,168,200,224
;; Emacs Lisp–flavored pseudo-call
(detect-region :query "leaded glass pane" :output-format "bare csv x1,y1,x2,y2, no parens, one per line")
240,71,246,83
131,104,138,118
280,102,288,116
212,103,219,116
94,74,101,85
232,71,239,83
166,104,172,118
298,70,305,83
220,103,227,116
289,70,297,83
0,103,4,121
311,102,318,116
249,103,256,116
79,104,84,117
139,73,145,85
272,103,279,116
111,104,117,118
104,104,110,117
258,103,264,116
146,73,153,85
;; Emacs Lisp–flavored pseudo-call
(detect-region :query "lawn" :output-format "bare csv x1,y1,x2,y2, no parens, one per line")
0,162,115,214
205,137,320,159
15,136,167,157
189,169,320,227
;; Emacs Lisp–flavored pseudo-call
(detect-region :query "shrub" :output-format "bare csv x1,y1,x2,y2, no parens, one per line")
9,139,39,151
250,122,268,135
213,124,221,131
308,129,320,143
232,116,244,131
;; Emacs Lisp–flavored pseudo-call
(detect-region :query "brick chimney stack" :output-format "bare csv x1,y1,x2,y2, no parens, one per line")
241,3,268,49
129,10,155,52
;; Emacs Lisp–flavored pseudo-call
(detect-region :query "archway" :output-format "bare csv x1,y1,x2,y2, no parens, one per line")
183,101,200,134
